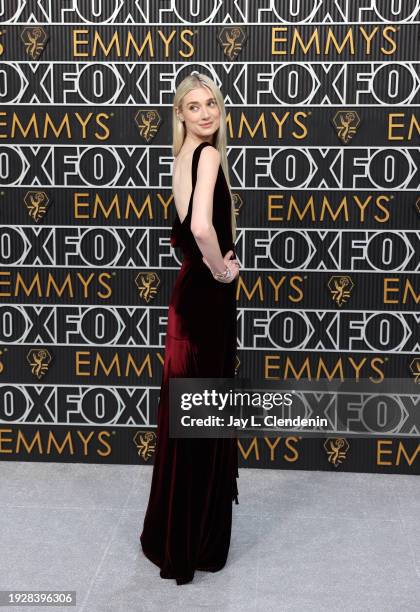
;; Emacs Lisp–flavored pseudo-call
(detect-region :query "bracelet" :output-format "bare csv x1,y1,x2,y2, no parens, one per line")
213,265,232,281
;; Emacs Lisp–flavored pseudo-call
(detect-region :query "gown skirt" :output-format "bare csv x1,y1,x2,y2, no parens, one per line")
140,142,239,585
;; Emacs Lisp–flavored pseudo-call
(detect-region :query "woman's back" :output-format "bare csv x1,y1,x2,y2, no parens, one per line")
172,146,196,225
170,142,234,262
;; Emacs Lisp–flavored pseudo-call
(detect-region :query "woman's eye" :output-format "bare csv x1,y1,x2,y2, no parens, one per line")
189,102,215,110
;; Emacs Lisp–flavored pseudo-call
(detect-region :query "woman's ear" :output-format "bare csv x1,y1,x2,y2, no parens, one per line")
175,107,184,122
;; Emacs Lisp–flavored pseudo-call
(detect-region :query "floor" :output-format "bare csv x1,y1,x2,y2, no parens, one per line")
0,461,419,611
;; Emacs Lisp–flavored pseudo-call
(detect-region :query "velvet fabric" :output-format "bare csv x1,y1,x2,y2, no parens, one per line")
140,142,239,585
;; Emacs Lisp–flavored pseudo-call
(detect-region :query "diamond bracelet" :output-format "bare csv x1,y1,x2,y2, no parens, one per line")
213,265,232,282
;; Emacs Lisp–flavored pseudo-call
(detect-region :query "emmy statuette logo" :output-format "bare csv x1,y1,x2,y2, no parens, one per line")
332,111,361,144
134,110,162,142
134,431,157,461
24,191,50,222
135,272,161,303
232,193,243,216
328,275,354,307
26,348,53,379
324,438,350,467
409,358,420,384
20,27,49,59
217,27,247,60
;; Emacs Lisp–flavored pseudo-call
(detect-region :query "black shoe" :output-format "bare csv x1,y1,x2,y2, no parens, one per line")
176,574,194,585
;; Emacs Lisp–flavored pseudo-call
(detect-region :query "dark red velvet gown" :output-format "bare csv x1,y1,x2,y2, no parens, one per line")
140,141,239,585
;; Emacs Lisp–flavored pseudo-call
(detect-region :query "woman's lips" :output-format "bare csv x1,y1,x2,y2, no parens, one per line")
200,122,212,127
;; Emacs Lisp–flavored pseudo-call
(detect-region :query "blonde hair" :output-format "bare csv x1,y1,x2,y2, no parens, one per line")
172,72,236,243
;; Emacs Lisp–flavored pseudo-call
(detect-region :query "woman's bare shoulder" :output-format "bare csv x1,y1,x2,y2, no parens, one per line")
197,144,221,170
173,143,220,178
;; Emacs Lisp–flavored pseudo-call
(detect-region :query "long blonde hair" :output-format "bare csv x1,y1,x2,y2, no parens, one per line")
172,72,236,243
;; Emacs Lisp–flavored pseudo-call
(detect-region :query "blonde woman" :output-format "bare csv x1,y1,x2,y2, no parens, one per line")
140,72,240,585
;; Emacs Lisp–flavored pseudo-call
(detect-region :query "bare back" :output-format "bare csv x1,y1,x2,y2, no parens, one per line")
172,147,195,225
170,142,234,262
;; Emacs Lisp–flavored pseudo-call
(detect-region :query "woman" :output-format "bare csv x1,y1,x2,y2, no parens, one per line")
140,72,240,585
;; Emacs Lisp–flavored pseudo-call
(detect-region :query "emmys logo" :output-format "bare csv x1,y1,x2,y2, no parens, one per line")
217,27,247,60
134,431,157,460
332,110,361,144
328,275,354,307
134,109,162,142
26,348,52,379
20,27,49,59
324,438,349,467
24,191,50,222
135,272,160,303
409,358,420,384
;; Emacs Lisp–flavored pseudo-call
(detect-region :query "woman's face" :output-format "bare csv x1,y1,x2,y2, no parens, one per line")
177,85,221,139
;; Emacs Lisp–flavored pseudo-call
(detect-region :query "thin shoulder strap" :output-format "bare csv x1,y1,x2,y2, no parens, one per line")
178,142,214,230
191,142,213,188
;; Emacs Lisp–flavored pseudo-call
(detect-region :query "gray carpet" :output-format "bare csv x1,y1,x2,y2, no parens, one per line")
0,461,419,611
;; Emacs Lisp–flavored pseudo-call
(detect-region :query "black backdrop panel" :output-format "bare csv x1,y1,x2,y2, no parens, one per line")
0,2,419,473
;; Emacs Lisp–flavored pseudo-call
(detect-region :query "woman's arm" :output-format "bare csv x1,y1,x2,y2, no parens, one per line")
190,146,228,276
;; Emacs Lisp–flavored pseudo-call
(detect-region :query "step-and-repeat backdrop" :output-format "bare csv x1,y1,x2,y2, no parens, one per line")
0,2,419,473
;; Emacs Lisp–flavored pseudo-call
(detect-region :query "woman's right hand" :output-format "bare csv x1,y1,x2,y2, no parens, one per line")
202,249,240,283
217,250,240,283
223,250,240,282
